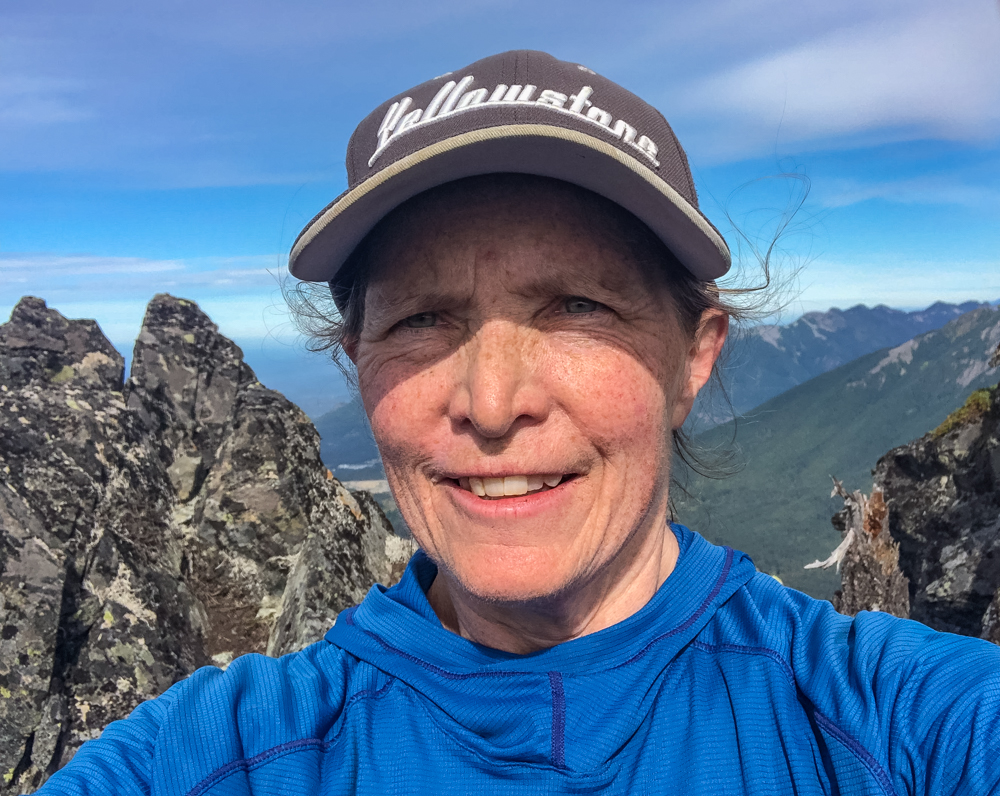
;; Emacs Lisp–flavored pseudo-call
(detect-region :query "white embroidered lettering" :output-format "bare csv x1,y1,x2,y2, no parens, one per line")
611,119,636,143
377,101,400,138
439,76,474,117
367,75,660,169
586,106,613,127
396,108,422,134
376,98,411,148
502,85,522,102
635,135,658,161
568,86,593,114
424,81,456,121
456,88,488,109
536,90,568,108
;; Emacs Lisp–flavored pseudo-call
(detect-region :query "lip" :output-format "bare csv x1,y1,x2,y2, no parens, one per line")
437,470,571,481
442,474,579,521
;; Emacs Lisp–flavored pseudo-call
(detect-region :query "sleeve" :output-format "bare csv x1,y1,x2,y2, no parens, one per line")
31,686,177,796
879,623,1000,796
30,645,342,796
781,586,1000,796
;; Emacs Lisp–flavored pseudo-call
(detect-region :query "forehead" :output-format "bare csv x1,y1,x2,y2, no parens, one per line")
363,175,671,299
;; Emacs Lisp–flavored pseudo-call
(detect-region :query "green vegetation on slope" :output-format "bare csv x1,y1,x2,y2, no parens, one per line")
675,307,1000,599
932,386,996,438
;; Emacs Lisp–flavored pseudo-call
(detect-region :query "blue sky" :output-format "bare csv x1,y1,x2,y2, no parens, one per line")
3,0,1000,412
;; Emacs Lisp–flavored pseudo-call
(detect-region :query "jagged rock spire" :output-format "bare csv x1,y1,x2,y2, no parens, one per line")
0,295,414,792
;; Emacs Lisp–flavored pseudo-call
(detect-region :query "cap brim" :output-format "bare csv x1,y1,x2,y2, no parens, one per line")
289,124,730,283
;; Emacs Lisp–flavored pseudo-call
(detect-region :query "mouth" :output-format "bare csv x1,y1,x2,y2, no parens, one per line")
450,474,573,500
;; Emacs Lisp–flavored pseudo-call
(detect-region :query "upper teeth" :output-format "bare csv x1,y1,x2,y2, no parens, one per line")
463,474,563,497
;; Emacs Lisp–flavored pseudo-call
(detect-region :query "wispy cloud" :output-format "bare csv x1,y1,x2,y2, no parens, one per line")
0,75,92,126
676,1,1000,161
0,253,281,288
0,252,292,345
6,0,997,182
817,177,1000,209
0,254,186,278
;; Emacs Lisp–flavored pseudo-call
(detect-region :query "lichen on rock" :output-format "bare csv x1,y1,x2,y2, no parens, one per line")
0,295,415,792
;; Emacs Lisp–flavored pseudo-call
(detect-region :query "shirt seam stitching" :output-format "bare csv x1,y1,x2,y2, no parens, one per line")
689,641,898,796
342,545,736,678
183,678,396,796
548,671,566,769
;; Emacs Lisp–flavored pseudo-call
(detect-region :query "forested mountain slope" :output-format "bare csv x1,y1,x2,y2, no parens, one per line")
677,305,1000,598
694,300,988,426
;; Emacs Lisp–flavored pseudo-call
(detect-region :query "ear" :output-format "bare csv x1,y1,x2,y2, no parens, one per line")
342,336,359,364
671,310,729,429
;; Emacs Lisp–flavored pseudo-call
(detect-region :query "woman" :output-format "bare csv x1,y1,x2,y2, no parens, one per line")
38,50,1000,795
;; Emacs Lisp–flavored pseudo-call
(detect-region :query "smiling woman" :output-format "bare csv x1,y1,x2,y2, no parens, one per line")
344,175,727,653
36,49,1000,796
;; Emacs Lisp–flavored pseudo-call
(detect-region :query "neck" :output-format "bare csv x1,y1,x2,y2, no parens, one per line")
427,522,680,655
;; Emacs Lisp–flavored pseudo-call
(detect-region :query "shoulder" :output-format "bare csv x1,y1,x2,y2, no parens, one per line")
743,573,998,678
151,640,363,794
39,639,361,796
703,572,1000,793
707,571,1000,699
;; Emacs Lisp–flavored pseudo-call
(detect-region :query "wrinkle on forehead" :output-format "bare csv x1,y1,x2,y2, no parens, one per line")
362,175,675,320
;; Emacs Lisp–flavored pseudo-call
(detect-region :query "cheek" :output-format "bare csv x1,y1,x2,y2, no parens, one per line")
549,343,672,460
359,355,451,464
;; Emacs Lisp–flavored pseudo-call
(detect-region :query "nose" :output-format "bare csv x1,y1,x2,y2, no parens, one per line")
449,319,549,439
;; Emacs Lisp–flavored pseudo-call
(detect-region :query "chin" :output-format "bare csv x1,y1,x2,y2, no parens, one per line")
446,546,577,604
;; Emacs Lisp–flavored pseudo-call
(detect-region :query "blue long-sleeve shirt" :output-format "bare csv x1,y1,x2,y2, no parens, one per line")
37,525,1000,794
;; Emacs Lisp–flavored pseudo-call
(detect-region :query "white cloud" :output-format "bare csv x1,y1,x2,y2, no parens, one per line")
0,254,186,278
677,0,1000,160
0,75,92,126
0,253,282,288
817,176,1000,209
0,253,294,347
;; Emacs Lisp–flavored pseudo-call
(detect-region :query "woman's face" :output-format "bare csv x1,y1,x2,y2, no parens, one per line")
351,178,723,605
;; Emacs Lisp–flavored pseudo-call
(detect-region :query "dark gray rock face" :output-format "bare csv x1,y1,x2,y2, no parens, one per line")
874,382,1000,637
0,296,414,792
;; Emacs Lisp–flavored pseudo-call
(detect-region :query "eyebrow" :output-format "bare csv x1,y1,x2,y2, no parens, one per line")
506,268,644,303
363,256,651,326
364,283,470,326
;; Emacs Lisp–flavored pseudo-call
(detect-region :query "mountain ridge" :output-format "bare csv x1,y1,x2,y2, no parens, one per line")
693,300,990,427
677,304,1000,597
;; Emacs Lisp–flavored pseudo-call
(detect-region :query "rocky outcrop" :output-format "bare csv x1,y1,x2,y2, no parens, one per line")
873,379,1000,637
0,296,415,793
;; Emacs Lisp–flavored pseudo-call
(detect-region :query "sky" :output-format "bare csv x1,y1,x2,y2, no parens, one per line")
2,0,1000,414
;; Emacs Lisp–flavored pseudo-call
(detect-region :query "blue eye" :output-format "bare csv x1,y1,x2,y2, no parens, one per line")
564,297,598,314
402,312,437,328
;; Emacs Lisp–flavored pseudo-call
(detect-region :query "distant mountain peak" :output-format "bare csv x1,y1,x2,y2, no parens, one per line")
701,299,997,424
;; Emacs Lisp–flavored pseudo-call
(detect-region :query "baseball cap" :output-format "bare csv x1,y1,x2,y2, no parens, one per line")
289,50,730,285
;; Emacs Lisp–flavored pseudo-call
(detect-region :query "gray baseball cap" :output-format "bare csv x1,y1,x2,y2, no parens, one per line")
289,50,730,284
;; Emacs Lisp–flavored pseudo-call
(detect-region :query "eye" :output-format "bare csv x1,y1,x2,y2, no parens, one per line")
563,296,599,314
401,311,438,328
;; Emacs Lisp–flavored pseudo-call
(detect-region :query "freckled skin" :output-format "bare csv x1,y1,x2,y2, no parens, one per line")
349,177,727,654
